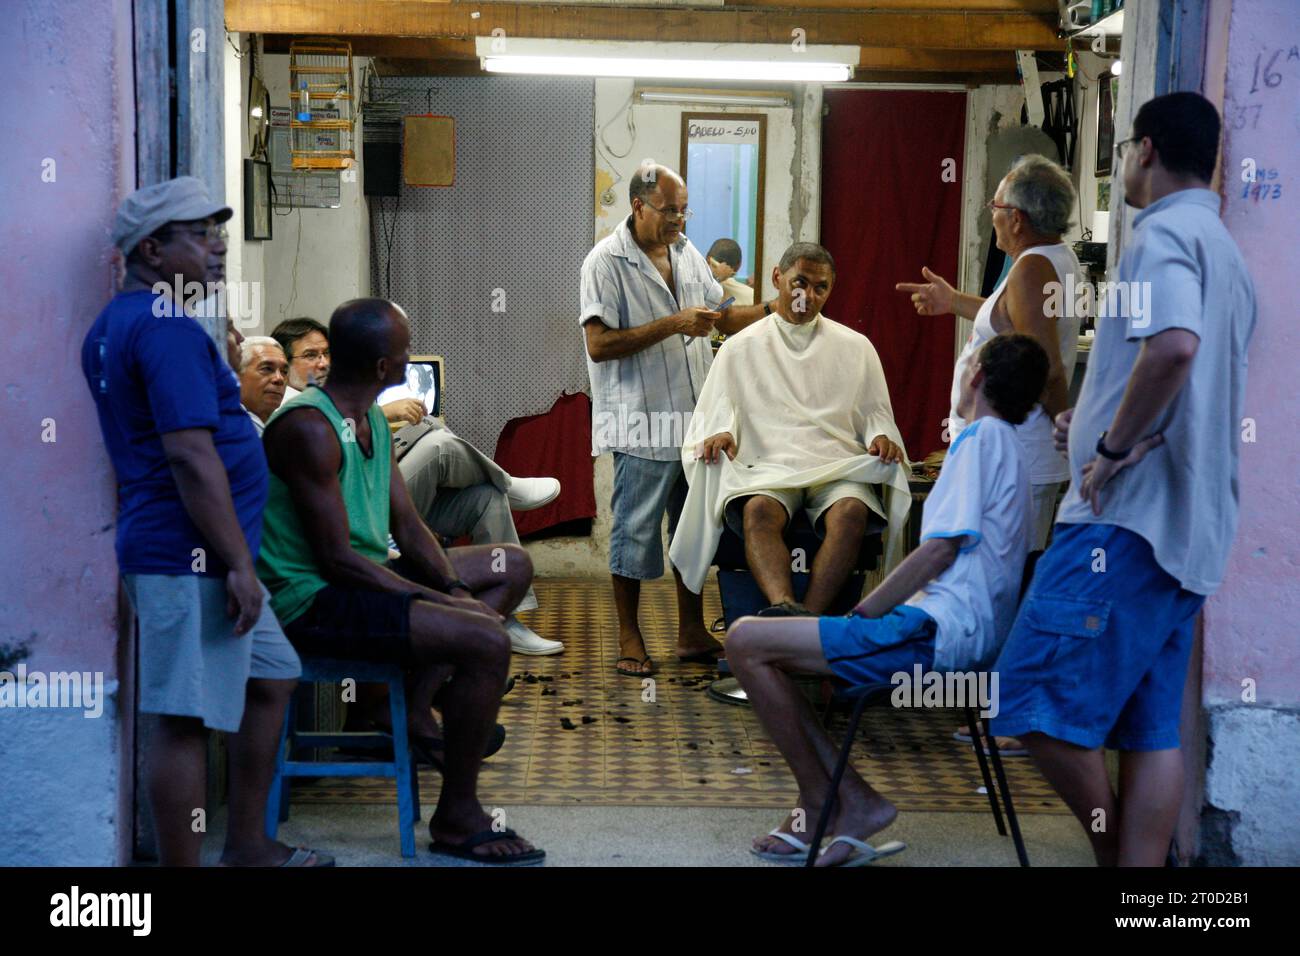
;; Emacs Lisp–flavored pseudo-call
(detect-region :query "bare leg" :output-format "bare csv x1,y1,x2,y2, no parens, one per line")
413,600,540,860
727,617,897,866
146,714,209,866
447,544,533,616
742,496,797,606
1117,748,1184,866
1022,732,1119,866
673,565,723,658
221,677,322,866
612,574,652,676
802,499,869,615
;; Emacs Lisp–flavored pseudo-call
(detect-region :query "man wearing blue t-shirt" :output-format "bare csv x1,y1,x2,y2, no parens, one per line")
82,177,329,867
727,334,1049,867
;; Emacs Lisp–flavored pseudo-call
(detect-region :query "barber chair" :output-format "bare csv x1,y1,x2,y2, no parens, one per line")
706,509,884,706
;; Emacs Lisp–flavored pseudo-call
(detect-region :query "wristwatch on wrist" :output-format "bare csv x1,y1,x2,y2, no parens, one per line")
762,300,773,316
1095,431,1131,461
445,579,471,594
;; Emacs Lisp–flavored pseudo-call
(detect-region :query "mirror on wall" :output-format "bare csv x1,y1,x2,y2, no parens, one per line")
679,113,766,295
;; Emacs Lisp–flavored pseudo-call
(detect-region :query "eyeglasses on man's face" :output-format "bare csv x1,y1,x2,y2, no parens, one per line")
1116,136,1142,159
986,199,1020,214
172,223,230,243
292,348,330,364
640,200,693,222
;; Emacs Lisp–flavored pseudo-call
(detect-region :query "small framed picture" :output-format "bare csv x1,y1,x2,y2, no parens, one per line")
244,158,272,240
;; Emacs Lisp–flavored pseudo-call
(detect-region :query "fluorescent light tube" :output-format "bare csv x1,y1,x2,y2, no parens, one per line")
483,55,850,82
475,38,858,83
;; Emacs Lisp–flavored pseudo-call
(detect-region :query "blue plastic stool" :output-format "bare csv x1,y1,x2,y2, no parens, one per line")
265,657,420,858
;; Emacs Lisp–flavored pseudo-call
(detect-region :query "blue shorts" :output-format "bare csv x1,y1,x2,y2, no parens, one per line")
990,523,1205,751
819,605,936,687
609,452,688,580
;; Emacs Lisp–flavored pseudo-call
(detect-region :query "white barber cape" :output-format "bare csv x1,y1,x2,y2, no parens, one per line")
669,312,912,593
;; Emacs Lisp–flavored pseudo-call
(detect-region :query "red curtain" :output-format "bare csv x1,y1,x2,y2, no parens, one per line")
492,391,597,537
820,89,966,460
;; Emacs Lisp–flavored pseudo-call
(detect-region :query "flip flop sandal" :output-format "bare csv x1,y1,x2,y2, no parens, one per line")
615,656,655,678
409,723,508,772
751,829,812,863
279,846,336,867
817,836,907,868
676,648,724,665
428,828,546,866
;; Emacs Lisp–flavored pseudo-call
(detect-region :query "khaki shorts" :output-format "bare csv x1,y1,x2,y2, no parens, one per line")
124,574,301,733
724,479,874,538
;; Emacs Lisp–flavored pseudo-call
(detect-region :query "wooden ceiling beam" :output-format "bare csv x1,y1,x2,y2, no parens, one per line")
228,1,1062,51
725,0,1057,10
268,35,1016,73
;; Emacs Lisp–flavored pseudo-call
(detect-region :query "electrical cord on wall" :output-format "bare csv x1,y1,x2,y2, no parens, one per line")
376,193,401,298
285,207,303,316
596,88,637,197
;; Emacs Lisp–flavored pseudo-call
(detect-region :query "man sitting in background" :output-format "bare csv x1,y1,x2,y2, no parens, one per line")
237,335,289,436
259,298,545,864
706,238,755,307
728,334,1047,866
268,317,562,656
671,243,910,616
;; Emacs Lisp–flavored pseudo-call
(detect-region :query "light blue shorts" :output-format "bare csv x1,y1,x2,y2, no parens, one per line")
990,523,1204,751
608,452,688,580
124,574,301,733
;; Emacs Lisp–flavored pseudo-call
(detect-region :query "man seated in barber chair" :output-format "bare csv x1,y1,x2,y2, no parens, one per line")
669,242,911,627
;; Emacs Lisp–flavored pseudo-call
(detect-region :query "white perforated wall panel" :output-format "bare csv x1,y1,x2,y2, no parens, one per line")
369,76,594,455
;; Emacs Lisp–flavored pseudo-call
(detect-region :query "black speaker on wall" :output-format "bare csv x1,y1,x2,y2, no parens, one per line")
364,140,401,197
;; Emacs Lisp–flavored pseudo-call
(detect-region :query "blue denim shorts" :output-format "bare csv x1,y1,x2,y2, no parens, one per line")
819,605,937,687
990,523,1205,751
609,452,688,580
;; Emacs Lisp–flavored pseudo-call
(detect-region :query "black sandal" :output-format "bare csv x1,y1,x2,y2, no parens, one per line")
615,656,655,678
428,827,545,866
408,723,508,771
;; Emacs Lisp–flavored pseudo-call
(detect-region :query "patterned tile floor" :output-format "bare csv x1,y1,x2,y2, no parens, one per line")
292,578,1069,814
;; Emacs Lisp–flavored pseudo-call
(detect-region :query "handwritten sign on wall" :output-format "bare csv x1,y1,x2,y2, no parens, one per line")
686,118,761,145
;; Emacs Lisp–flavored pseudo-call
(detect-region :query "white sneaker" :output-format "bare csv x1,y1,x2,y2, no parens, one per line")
505,616,564,656
506,476,561,511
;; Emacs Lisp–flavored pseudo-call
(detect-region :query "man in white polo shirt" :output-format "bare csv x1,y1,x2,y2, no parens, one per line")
580,163,771,677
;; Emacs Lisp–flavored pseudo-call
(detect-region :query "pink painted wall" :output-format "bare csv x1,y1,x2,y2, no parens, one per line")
0,0,133,673
1202,0,1300,707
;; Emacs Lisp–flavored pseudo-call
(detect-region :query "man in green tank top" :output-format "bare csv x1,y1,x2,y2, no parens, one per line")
259,298,544,864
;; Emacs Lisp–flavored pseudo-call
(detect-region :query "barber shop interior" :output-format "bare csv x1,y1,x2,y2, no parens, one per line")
6,0,1297,885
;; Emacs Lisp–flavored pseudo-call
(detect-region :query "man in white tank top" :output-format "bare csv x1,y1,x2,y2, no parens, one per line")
898,154,1083,551
897,154,1082,755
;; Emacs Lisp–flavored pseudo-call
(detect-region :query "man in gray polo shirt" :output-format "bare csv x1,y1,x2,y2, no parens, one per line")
991,93,1257,866
581,163,771,677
